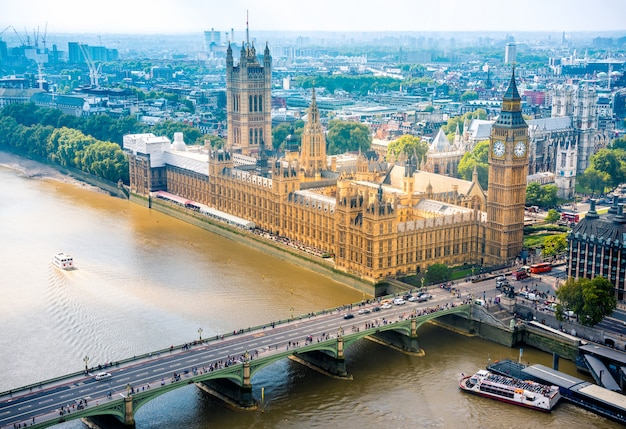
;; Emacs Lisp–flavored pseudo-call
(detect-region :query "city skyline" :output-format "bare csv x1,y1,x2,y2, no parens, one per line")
2,0,626,36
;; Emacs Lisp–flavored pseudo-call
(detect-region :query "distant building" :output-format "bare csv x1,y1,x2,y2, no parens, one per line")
505,43,517,64
204,28,222,52
67,42,118,64
30,92,86,116
0,88,43,108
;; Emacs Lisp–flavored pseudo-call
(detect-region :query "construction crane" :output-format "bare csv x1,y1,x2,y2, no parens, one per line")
33,26,40,50
23,27,31,47
12,26,24,46
41,22,48,52
0,25,11,37
79,43,101,87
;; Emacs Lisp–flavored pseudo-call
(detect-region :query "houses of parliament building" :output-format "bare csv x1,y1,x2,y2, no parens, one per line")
123,39,529,284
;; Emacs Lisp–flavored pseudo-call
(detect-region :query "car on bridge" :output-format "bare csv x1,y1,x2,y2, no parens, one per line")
95,372,112,381
343,313,355,320
381,303,392,310
393,298,406,305
417,293,432,302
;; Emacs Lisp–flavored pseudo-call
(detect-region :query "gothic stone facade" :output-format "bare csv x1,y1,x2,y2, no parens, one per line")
125,73,527,282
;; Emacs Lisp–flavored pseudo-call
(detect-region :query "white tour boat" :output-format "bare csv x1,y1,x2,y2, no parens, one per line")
459,369,561,412
53,252,74,270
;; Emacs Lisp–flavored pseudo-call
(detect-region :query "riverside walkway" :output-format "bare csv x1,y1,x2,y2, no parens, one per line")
0,296,470,429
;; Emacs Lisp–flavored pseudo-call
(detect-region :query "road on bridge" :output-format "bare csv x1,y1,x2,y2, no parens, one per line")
0,289,467,429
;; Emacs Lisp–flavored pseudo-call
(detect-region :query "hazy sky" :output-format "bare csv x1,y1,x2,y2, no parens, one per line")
2,0,625,34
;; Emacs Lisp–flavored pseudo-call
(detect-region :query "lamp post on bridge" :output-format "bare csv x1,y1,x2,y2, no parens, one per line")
198,327,203,341
83,356,89,374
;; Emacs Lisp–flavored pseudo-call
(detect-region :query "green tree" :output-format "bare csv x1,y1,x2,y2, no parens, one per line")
460,90,478,101
556,276,617,326
542,234,567,257
425,263,451,284
578,168,610,196
2,102,41,126
539,184,558,207
526,183,557,208
326,120,371,155
545,209,561,223
79,141,129,183
441,109,487,136
272,123,294,148
612,136,626,150
458,140,489,189
204,134,225,149
49,127,97,168
386,134,429,164
589,148,626,189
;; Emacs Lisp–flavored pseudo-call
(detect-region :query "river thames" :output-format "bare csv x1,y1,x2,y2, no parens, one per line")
0,152,620,428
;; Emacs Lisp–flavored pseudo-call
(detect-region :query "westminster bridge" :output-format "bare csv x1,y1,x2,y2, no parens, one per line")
0,298,473,429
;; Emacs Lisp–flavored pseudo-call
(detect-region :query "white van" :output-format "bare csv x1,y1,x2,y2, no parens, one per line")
95,372,112,381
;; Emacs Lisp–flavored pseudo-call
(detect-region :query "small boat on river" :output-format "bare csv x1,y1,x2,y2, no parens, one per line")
459,369,561,412
53,252,74,270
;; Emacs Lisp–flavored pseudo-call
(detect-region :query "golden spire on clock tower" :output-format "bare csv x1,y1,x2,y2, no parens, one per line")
485,69,529,266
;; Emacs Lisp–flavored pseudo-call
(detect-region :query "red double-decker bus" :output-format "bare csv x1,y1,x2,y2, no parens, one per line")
530,262,552,274
512,269,529,280
561,212,579,223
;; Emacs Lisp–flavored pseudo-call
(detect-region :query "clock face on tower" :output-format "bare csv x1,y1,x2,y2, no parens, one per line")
514,141,526,157
492,140,505,157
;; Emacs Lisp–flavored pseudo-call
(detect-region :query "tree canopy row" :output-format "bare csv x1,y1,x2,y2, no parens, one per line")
0,103,220,184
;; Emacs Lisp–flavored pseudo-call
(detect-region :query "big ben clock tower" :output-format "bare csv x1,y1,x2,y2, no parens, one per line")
485,70,528,265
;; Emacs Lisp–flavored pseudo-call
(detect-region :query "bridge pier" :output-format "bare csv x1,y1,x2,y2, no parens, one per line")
370,318,422,355
82,395,135,428
290,330,351,379
196,378,255,409
196,358,256,410
124,395,135,426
